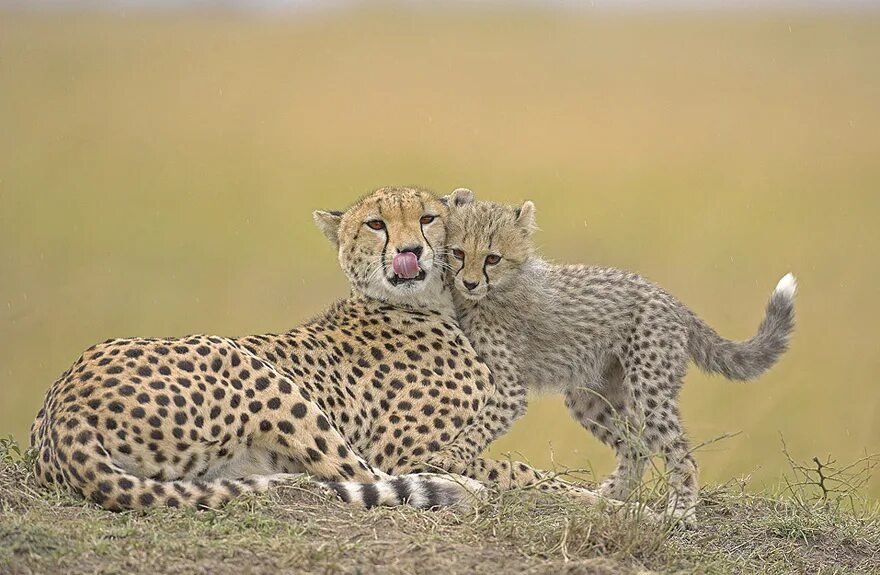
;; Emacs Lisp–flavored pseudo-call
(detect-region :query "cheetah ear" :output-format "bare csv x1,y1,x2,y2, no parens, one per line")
440,188,474,208
514,201,537,235
313,210,344,248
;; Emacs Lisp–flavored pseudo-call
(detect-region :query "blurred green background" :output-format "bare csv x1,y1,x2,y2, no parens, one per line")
1,5,878,497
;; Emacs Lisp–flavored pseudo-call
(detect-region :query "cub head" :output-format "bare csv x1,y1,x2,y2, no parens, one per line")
445,190,537,301
314,186,451,307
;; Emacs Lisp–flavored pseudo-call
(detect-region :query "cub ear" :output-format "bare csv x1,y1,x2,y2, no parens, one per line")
514,201,537,235
313,210,344,248
440,188,475,208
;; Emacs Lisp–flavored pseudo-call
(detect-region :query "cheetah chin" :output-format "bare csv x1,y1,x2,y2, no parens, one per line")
388,269,428,287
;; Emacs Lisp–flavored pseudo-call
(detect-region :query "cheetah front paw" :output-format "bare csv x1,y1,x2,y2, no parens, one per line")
424,449,469,475
570,485,662,524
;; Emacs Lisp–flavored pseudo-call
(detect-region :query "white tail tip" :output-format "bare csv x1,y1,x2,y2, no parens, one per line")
774,273,797,299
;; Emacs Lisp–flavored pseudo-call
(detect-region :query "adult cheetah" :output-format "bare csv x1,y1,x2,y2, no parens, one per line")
29,187,491,511
29,186,607,513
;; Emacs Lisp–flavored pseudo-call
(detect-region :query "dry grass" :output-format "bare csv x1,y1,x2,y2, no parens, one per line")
2,438,879,574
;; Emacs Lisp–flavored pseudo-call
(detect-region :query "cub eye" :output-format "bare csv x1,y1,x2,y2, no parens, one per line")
485,254,502,265
452,249,465,260
365,220,385,231
420,215,436,225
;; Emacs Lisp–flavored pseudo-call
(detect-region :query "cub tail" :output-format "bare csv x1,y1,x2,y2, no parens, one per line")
688,273,796,381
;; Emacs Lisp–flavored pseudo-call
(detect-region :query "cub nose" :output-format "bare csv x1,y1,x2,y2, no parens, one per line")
463,280,479,291
398,245,423,259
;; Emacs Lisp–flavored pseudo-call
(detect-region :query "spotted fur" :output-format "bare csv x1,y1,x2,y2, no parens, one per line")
444,192,796,526
29,187,495,511
315,188,626,509
30,186,647,517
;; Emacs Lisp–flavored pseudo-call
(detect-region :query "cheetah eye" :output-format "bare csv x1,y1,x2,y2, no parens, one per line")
452,249,465,260
365,220,385,231
420,215,437,225
485,254,502,265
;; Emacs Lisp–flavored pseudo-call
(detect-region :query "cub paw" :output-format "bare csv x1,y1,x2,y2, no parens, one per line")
599,478,633,501
668,508,698,529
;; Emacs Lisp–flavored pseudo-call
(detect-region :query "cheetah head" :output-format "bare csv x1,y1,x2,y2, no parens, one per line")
445,190,537,301
314,186,453,307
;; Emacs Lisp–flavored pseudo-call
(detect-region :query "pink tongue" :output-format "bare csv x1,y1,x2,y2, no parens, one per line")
392,252,421,279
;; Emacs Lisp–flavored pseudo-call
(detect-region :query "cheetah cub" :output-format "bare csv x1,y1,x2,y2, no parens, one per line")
444,189,796,526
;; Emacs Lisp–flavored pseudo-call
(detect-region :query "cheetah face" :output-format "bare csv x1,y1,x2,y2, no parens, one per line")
446,193,537,302
314,186,451,306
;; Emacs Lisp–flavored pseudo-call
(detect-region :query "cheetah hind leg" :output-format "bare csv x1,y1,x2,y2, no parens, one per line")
50,425,310,510
564,386,650,502
632,389,699,529
659,439,699,529
52,423,481,511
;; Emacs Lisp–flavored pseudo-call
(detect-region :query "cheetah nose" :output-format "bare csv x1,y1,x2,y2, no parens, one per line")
463,280,479,291
398,245,423,259
392,251,421,279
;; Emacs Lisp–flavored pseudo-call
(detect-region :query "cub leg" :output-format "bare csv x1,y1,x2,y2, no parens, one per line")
645,395,699,526
565,376,650,501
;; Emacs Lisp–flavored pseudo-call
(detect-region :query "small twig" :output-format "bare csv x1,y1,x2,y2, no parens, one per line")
779,434,879,511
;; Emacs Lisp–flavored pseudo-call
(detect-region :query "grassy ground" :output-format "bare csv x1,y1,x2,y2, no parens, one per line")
1,6,879,495
1,440,878,575
2,6,879,573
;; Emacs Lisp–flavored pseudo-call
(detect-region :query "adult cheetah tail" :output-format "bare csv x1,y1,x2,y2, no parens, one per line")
687,273,796,381
44,419,484,512
322,473,485,510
